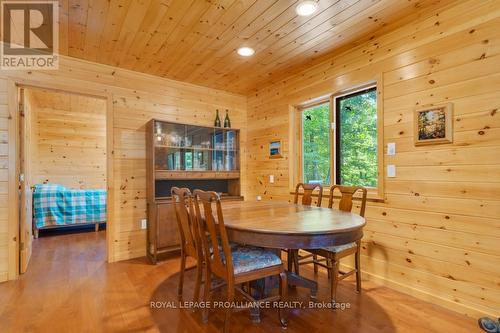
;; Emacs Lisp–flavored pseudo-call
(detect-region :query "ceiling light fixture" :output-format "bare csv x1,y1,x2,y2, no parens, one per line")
295,1,318,16
237,47,255,57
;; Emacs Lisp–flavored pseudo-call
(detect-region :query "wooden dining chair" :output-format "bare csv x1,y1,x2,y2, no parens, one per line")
293,183,323,207
171,187,204,303
288,183,323,274
306,185,367,303
193,189,288,333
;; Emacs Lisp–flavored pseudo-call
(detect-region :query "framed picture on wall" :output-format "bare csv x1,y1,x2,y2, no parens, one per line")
414,103,453,146
269,140,282,159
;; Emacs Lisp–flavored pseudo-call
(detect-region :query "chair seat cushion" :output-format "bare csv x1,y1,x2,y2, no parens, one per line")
220,245,282,275
322,242,357,253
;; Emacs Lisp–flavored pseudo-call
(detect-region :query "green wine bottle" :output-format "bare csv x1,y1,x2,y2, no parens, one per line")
223,109,231,128
214,109,221,127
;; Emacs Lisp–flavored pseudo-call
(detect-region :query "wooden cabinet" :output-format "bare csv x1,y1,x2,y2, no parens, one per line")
147,200,180,264
146,119,242,263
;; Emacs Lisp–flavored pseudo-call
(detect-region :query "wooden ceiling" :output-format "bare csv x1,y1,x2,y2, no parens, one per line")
59,0,439,93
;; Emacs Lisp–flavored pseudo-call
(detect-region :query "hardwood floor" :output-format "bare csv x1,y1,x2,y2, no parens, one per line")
0,232,480,333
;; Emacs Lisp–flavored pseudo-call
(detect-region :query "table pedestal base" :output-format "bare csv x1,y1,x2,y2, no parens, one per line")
286,271,318,299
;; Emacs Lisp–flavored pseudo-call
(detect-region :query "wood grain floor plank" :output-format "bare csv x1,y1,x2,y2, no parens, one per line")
0,231,480,333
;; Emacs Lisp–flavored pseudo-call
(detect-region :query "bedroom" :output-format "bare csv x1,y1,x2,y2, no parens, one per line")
18,87,107,273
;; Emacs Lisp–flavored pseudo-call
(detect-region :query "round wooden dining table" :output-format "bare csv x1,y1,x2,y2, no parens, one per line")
221,200,366,298
222,200,365,249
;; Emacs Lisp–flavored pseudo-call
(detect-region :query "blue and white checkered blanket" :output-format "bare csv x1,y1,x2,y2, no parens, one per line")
33,184,106,229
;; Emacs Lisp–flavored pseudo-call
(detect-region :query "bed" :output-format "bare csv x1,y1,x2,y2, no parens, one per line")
33,184,107,238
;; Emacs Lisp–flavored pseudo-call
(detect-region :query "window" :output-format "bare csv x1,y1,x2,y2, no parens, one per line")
302,102,331,184
335,87,378,187
300,85,378,189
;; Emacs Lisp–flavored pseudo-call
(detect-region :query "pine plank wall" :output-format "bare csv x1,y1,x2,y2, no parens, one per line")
25,89,107,189
0,56,248,280
245,0,500,318
0,0,498,320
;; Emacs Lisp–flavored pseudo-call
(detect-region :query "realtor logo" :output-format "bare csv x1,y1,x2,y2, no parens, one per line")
1,0,59,70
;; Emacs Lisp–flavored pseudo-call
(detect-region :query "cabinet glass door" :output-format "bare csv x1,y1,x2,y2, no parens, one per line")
224,150,238,171
225,130,237,151
155,122,185,147
186,125,213,149
192,149,210,171
155,147,184,170
212,129,224,171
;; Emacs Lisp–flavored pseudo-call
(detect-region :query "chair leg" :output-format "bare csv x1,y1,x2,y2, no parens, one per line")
293,250,300,275
330,260,340,303
327,258,331,280
355,241,362,293
202,267,211,324
278,272,288,328
95,223,99,232
287,249,293,272
245,281,251,294
223,288,235,333
313,254,318,274
193,261,203,304
178,254,186,301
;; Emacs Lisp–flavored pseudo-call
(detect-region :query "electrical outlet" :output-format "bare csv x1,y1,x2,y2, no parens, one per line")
387,165,396,178
256,195,262,201
269,175,274,183
141,219,147,229
387,142,396,155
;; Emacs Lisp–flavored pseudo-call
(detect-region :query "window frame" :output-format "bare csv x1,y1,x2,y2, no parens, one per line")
299,99,332,186
294,81,384,200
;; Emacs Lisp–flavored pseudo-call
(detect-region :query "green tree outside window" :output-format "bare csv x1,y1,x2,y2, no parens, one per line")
302,88,377,188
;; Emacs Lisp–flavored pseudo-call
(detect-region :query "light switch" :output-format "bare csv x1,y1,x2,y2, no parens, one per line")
141,219,147,229
387,165,396,178
269,175,275,183
387,142,396,155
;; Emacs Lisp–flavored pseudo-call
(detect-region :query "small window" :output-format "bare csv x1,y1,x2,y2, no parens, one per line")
299,85,379,190
302,102,331,185
335,87,377,187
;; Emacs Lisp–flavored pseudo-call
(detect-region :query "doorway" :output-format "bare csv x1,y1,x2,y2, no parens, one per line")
18,86,108,273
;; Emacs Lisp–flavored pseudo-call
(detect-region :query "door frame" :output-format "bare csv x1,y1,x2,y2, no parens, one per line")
7,79,115,279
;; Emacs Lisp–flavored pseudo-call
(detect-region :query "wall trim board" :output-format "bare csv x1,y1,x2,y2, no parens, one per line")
7,79,19,281
105,94,115,263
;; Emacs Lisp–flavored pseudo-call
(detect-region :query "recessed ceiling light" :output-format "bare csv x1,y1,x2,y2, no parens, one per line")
296,1,318,16
237,47,255,57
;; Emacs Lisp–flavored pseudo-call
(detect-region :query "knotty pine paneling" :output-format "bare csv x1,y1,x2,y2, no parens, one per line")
0,55,247,279
0,0,444,94
246,0,500,318
0,78,7,282
26,89,107,189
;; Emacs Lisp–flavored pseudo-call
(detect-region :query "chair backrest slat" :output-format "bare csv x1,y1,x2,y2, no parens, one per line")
328,185,367,217
193,190,233,281
293,183,323,207
171,187,201,258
